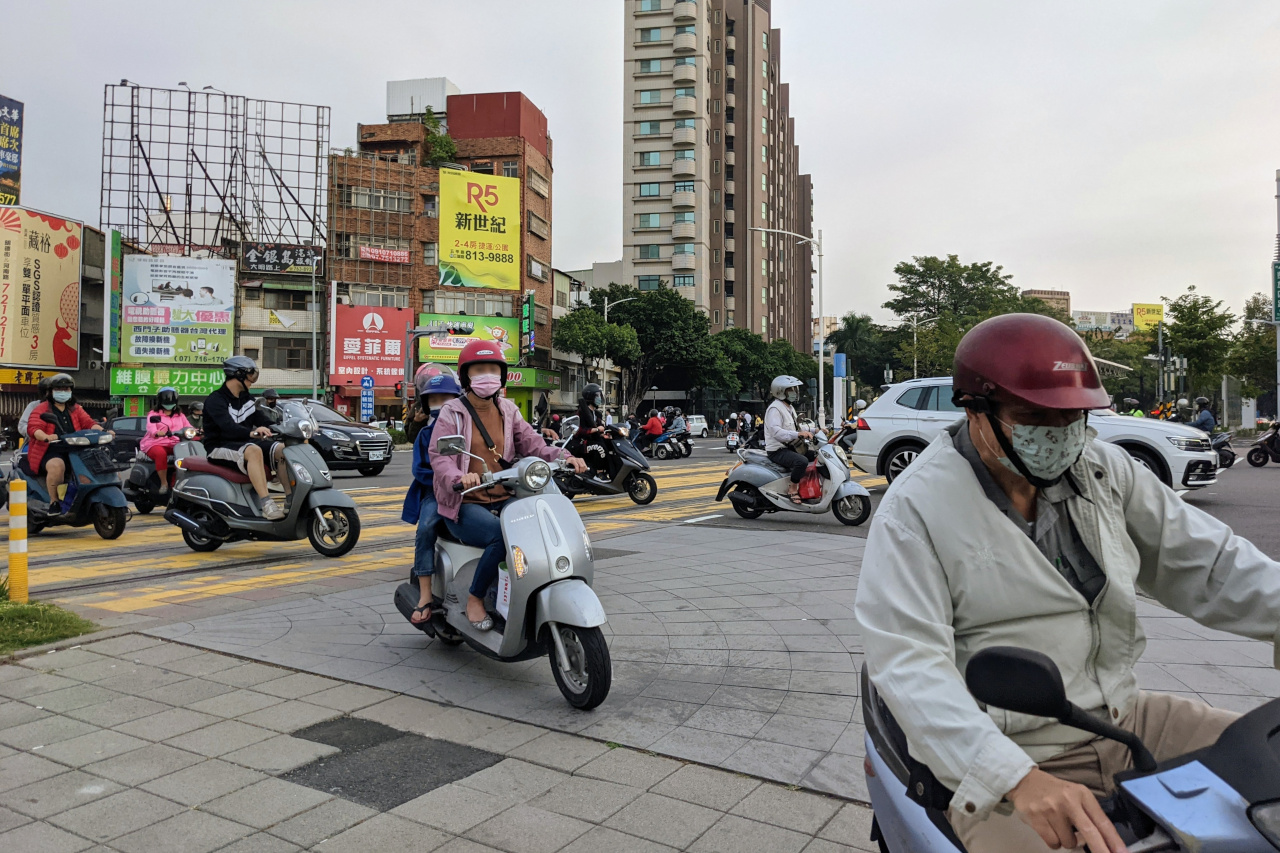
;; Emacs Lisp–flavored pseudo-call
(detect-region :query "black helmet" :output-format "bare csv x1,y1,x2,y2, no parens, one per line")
48,373,75,389
190,401,205,414
581,383,603,406
223,355,258,382
37,376,52,394
674,408,683,416
157,387,179,408
1195,396,1210,407
263,388,280,401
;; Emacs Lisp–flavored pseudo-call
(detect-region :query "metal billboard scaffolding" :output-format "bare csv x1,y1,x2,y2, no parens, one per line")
100,84,330,255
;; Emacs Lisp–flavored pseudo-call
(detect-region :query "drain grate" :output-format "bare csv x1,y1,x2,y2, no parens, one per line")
284,717,504,811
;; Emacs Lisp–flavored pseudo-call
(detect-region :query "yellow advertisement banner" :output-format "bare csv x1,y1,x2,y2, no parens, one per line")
0,206,82,369
438,168,521,291
1132,303,1164,331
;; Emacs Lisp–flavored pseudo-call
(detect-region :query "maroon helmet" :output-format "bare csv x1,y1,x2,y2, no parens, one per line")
953,314,1110,411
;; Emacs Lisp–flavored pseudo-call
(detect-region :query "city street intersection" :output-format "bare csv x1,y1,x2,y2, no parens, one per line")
2,454,1278,852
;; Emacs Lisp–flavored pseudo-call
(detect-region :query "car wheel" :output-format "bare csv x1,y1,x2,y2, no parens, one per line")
701,428,708,438
358,465,386,477
884,444,924,483
1126,446,1169,485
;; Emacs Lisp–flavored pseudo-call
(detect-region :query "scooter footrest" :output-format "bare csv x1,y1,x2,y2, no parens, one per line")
394,582,435,636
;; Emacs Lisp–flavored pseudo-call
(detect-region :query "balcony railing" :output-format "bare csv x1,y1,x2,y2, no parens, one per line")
724,208,735,223
673,0,696,21
672,190,697,209
723,237,735,253
671,159,696,177
672,126,698,146
673,32,698,52
725,150,735,166
672,95,697,115
725,295,735,310
724,121,735,136
671,252,696,270
724,179,735,194
725,63,735,79
725,34,736,51
672,64,697,84
724,266,735,281
724,92,735,109
672,221,697,239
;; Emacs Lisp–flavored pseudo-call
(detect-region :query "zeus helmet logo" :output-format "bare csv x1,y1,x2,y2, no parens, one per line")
466,183,500,213
1053,361,1087,372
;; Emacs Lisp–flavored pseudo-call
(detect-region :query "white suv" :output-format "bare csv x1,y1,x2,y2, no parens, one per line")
686,415,709,438
848,377,1217,490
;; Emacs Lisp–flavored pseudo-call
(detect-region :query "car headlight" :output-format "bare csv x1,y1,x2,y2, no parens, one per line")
292,461,313,484
320,428,350,442
1167,436,1211,451
522,460,552,491
1250,801,1280,848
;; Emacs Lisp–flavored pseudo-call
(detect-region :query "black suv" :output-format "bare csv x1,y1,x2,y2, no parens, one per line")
282,400,394,476
104,416,149,464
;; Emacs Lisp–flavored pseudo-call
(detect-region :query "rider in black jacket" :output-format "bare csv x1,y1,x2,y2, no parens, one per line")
202,356,288,519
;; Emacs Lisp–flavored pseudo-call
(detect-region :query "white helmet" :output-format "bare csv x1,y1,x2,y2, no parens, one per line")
770,375,803,402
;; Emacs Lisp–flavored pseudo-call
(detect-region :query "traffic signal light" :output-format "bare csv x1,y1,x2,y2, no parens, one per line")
394,381,404,396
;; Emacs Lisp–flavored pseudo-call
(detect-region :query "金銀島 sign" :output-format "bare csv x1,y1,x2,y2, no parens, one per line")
241,243,321,276
438,168,521,291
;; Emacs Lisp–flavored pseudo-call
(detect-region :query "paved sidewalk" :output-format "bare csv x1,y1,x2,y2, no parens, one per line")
0,635,876,852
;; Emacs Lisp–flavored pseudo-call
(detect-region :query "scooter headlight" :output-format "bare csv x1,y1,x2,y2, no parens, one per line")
522,460,552,491
97,432,114,444
510,546,528,579
65,436,90,447
297,420,315,440
582,529,593,562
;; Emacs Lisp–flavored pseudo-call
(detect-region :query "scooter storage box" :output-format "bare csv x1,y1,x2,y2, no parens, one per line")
394,582,434,635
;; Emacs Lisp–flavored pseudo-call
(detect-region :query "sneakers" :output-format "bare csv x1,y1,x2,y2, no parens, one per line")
157,484,169,495
258,496,286,520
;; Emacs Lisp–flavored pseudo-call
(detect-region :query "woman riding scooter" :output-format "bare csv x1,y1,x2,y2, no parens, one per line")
764,375,816,503
140,387,192,496
568,383,609,475
26,374,106,514
429,340,589,631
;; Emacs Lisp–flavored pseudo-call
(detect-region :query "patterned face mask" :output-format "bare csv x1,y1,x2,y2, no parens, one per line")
995,417,1089,482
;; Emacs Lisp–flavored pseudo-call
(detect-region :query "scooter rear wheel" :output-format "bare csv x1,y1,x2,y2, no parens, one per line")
627,472,657,505
654,444,671,460
182,508,223,552
730,485,765,519
133,496,155,515
93,505,128,540
550,625,611,710
1247,447,1269,467
308,505,361,557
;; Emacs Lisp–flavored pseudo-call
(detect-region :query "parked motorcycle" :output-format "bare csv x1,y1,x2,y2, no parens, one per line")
715,433,873,526
393,436,612,709
1247,422,1280,467
1210,431,1236,469
11,413,129,539
123,417,202,514
164,411,360,557
556,426,657,505
863,645,1280,852
725,430,741,453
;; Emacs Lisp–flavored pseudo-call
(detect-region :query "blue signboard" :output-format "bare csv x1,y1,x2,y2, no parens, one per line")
360,375,375,390
833,353,847,378
360,375,375,421
0,94,22,205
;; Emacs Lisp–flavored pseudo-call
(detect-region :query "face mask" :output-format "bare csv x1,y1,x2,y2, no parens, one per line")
52,390,72,403
469,374,502,398
784,389,799,403
995,417,1089,482
162,403,176,411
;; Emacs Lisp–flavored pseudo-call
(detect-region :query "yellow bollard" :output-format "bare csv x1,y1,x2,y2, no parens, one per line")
8,479,27,603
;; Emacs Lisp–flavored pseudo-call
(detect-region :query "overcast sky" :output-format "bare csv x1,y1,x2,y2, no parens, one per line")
6,1,1280,324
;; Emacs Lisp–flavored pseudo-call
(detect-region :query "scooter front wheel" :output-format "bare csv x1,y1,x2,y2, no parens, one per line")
1247,447,1269,467
93,505,128,540
308,505,361,557
832,494,872,526
654,444,671,460
627,472,657,505
133,497,155,515
550,624,611,710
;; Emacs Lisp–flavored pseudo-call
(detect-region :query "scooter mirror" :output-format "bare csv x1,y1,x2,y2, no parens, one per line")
150,415,163,423
436,435,467,456
40,413,59,424
855,400,868,411
965,647,1070,720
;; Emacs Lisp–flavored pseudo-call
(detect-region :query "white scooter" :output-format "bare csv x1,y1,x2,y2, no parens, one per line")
715,432,873,526
394,436,613,710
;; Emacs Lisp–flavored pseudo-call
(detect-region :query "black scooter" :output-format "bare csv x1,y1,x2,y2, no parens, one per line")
556,426,657,504
1247,421,1280,467
1210,432,1235,469
123,415,202,514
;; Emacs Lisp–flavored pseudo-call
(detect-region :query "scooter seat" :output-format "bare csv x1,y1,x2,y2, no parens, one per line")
740,449,773,467
435,520,463,544
178,456,252,484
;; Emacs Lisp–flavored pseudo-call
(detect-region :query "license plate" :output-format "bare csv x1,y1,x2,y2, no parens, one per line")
367,451,386,461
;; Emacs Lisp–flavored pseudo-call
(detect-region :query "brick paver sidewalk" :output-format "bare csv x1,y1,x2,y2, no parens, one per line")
1,634,877,852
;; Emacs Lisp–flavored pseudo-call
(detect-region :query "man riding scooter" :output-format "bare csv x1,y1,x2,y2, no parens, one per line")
429,340,589,631
764,375,816,503
1189,395,1216,433
202,355,289,520
856,313,1280,853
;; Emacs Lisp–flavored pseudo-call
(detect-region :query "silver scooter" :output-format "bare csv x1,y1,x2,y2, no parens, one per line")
163,412,360,557
715,433,872,526
394,435,613,710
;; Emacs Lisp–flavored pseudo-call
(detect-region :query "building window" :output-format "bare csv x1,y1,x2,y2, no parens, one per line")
712,189,721,204
637,213,661,228
675,25,695,34
339,185,412,213
674,211,695,223
713,309,720,324
638,182,661,197
263,289,308,311
673,149,695,160
674,118,695,129
421,194,438,218
762,31,768,49
502,160,519,178
423,291,512,316
762,174,767,191
674,86,696,99
712,159,720,174
673,242,694,255
713,279,721,294
674,56,696,67
639,245,661,260
712,219,720,234
422,242,438,266
714,38,721,53
638,59,661,73
639,27,663,42
762,91,768,106
713,249,721,263
555,289,568,308
527,211,550,240
762,117,768,134
331,233,411,259
345,284,409,308
528,256,548,281
674,275,694,288
639,89,662,105
639,151,661,166
263,337,314,370
638,120,662,135
674,180,694,193
471,161,494,175
637,275,662,291
713,129,721,143
639,0,662,10
245,347,260,361
712,99,721,113
527,166,550,198
725,311,734,328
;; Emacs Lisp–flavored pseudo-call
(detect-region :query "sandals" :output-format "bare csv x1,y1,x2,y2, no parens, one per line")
410,604,432,625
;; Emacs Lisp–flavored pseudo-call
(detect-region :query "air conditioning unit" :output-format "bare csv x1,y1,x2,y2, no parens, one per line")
88,360,103,370
336,295,351,305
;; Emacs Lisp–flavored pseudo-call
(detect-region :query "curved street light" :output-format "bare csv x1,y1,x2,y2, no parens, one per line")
906,314,940,378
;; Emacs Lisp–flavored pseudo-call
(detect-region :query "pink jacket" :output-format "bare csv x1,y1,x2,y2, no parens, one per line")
429,395,569,521
140,410,192,453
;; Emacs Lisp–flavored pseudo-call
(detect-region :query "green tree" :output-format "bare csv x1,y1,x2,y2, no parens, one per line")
1227,292,1277,399
826,313,894,390
421,109,457,166
552,307,640,383
1163,285,1236,396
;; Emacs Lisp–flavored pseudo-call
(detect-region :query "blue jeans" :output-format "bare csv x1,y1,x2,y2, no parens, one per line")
444,500,509,599
412,496,440,579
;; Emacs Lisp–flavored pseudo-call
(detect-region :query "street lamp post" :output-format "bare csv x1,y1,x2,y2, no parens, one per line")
1244,318,1280,419
305,239,318,399
603,297,637,323
907,314,939,378
751,226,824,427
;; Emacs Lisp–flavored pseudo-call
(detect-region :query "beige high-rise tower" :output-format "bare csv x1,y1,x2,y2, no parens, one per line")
622,0,814,351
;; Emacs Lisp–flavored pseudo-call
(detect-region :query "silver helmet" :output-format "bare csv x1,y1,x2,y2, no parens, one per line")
770,375,803,402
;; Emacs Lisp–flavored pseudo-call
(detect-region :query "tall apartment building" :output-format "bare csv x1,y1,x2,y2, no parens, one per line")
326,82,556,414
622,0,814,352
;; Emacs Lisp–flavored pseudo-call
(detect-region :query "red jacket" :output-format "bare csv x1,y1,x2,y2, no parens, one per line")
642,416,665,436
27,401,96,472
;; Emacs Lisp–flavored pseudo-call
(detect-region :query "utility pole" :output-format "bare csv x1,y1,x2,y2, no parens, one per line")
306,239,318,400
751,227,824,427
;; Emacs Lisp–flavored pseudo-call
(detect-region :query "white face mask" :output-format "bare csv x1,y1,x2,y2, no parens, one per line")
995,417,1089,482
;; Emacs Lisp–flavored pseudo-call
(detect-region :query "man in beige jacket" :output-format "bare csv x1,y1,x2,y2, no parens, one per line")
856,314,1280,853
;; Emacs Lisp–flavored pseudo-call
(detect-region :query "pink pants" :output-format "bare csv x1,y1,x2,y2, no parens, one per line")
145,444,172,470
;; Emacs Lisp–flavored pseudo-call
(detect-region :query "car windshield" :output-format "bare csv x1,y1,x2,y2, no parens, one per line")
283,401,351,424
